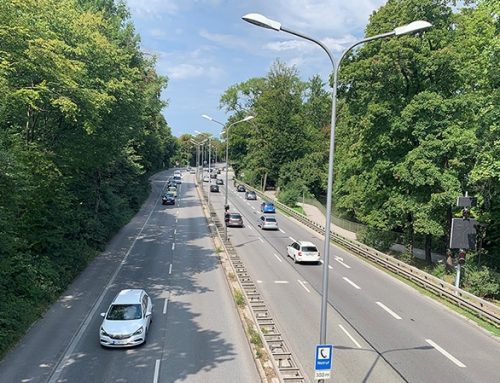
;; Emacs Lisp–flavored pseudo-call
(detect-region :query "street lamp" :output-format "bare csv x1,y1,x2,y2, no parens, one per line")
243,13,432,351
202,114,255,241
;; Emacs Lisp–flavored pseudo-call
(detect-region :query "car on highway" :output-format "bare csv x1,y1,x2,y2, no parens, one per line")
227,212,244,227
189,168,195,174
258,215,279,230
210,184,219,192
167,185,177,198
287,241,320,264
216,178,223,185
203,175,210,182
162,192,175,205
210,173,217,179
99,289,153,348
261,201,276,213
237,184,246,192
173,175,182,184
245,191,257,200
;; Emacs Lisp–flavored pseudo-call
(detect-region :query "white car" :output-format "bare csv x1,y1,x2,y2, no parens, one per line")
258,215,279,230
167,186,177,197
99,289,153,348
203,175,210,182
287,241,320,264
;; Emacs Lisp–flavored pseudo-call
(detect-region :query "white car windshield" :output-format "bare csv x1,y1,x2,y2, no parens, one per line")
106,304,142,320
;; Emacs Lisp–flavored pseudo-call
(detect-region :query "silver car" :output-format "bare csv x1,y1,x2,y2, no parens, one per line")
258,215,279,230
100,289,153,348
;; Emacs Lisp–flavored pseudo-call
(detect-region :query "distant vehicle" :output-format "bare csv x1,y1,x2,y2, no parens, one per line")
227,212,244,227
174,170,181,176
210,173,217,179
287,241,320,264
210,184,219,192
203,175,210,182
258,215,279,230
99,289,152,347
217,168,221,174
245,191,257,200
189,168,195,174
216,179,224,185
173,175,181,184
237,184,246,192
162,193,175,205
261,202,276,213
167,186,177,198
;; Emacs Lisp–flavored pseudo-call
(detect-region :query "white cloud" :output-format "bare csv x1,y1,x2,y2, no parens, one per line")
126,0,179,17
265,40,310,52
199,29,248,49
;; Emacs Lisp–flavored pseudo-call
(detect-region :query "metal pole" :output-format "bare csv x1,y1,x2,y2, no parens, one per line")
225,128,229,242
455,263,461,289
279,27,398,351
208,136,212,204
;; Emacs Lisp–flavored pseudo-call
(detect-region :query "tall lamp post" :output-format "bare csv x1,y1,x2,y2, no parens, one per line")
202,114,255,241
242,13,432,352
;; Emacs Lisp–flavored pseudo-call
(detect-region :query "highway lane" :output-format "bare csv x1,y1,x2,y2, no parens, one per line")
209,171,500,382
0,170,260,383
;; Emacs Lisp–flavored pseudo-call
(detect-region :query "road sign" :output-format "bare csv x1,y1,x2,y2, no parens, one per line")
315,344,333,379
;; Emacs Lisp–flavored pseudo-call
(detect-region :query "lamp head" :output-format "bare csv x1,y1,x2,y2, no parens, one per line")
242,13,281,31
201,114,213,121
394,20,432,36
242,116,255,122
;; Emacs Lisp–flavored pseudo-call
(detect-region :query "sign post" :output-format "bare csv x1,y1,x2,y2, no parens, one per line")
315,344,333,380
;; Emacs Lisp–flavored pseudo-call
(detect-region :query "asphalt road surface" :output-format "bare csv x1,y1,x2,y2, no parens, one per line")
204,168,500,383
0,169,260,383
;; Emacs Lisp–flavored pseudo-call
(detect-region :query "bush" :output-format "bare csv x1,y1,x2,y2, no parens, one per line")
463,266,500,299
358,226,398,253
278,187,301,207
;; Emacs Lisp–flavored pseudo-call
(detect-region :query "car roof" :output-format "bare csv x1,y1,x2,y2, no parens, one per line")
297,241,316,247
112,289,145,304
263,201,274,205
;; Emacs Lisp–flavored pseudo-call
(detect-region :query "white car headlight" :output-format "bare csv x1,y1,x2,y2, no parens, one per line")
100,328,109,337
133,327,144,336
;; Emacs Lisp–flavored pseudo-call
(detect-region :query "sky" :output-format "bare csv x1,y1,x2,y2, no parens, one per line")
124,0,387,138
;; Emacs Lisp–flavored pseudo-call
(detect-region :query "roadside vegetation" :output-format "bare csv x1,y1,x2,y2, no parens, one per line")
0,0,176,358
215,0,500,301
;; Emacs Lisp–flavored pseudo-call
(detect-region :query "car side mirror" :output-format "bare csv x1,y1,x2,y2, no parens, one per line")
100,312,106,317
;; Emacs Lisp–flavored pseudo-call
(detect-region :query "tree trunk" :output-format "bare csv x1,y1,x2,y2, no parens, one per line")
262,172,268,192
424,234,432,265
406,214,414,256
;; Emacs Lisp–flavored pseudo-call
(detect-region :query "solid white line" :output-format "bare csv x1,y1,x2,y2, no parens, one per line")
289,236,296,242
273,253,283,263
171,243,175,251
426,339,466,368
169,264,172,275
339,324,362,348
376,301,402,320
298,280,311,293
163,299,168,314
279,228,286,234
259,237,264,243
328,265,333,270
153,359,161,383
274,280,289,284
335,257,351,269
343,277,361,290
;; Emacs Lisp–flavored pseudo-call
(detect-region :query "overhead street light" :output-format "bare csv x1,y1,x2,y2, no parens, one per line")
243,12,432,358
202,114,255,241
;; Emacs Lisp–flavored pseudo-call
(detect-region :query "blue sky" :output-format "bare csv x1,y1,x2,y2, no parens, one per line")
124,0,386,138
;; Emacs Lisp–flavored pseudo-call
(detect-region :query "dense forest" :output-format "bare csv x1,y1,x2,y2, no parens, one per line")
0,0,176,356
217,0,499,297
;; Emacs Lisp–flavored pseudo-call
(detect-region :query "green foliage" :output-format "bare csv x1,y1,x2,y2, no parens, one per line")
463,265,500,299
0,0,174,357
358,226,399,253
278,187,301,207
234,290,245,307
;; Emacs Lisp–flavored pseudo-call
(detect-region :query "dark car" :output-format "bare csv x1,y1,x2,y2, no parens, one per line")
210,173,217,179
237,184,246,192
261,201,276,213
245,191,257,200
216,179,224,185
227,212,243,227
210,184,219,192
162,192,175,205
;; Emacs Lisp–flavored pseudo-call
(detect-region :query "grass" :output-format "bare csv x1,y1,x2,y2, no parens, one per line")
234,290,245,307
292,206,306,215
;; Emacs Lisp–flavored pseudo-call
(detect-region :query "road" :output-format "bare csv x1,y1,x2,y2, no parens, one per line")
204,168,500,383
0,169,260,383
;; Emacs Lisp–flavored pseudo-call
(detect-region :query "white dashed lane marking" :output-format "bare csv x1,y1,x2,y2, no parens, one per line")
376,301,402,320
425,339,466,368
343,277,361,290
298,280,311,293
273,253,283,263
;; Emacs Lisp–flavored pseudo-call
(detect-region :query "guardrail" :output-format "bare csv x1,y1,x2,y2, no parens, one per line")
236,180,500,327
